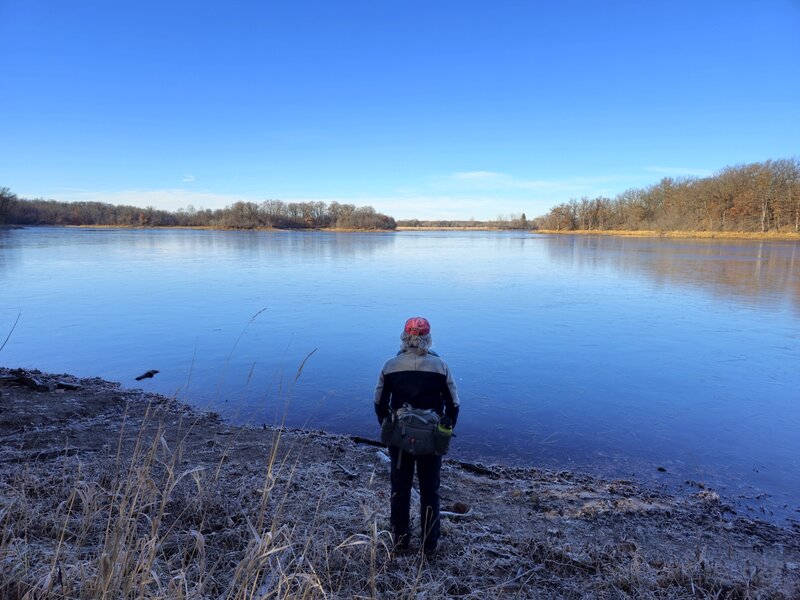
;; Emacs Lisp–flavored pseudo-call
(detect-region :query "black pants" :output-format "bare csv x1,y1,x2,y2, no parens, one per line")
389,447,441,551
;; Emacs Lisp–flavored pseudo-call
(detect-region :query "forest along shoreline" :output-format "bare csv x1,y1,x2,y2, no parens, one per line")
1,367,799,598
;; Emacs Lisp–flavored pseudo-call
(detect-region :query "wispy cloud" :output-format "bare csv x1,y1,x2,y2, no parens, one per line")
644,166,713,177
182,175,196,183
50,187,96,194
445,171,622,195
452,171,506,180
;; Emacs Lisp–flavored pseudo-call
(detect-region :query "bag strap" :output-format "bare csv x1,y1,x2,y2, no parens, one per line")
396,404,439,424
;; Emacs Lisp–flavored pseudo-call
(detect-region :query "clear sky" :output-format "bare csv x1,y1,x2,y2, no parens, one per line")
1,1,798,220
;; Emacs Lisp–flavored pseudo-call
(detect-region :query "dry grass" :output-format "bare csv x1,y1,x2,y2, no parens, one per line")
534,229,800,241
1,371,798,599
0,404,394,599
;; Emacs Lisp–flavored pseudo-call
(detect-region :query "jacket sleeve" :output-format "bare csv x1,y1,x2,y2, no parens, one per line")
374,369,391,424
442,365,460,426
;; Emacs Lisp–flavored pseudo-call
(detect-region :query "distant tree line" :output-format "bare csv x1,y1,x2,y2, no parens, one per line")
398,213,529,229
535,158,800,233
0,191,396,231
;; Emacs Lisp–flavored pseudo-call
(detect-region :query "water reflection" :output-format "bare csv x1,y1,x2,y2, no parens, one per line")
0,230,19,273
68,227,397,258
2,227,798,523
542,235,800,312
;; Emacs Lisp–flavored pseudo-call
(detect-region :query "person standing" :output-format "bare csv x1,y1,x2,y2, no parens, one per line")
374,317,460,557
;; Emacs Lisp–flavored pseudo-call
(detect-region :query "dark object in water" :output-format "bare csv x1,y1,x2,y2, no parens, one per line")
135,370,159,381
0,371,49,392
657,466,667,473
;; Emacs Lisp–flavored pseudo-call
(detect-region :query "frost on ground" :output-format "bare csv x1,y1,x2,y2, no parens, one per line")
1,367,799,599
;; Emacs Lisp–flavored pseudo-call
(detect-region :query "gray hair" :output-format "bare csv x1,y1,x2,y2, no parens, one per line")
400,332,432,355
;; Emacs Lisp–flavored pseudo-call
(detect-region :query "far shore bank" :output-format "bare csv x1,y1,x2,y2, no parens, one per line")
395,226,510,231
6,224,800,240
67,224,397,233
1,366,798,598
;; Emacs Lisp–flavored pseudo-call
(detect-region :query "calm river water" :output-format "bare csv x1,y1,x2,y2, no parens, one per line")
2,227,799,521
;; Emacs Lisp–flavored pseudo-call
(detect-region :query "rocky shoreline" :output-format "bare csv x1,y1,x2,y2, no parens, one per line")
1,367,798,598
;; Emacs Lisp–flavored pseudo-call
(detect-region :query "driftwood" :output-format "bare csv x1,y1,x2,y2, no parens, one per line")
348,435,499,479
1,370,82,392
334,463,357,479
455,461,498,478
349,435,386,448
55,380,82,391
0,373,49,392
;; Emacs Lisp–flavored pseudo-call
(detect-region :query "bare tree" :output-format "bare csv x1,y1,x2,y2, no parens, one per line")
0,187,17,225
536,158,800,233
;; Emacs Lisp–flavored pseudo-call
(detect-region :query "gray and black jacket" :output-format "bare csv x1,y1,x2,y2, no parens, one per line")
374,351,460,426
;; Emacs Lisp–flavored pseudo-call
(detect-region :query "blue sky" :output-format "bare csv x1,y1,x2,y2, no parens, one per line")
1,1,798,220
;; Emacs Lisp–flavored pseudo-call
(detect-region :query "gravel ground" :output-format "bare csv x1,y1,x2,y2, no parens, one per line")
1,367,799,599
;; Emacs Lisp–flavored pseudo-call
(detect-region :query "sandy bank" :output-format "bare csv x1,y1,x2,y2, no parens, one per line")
1,367,798,598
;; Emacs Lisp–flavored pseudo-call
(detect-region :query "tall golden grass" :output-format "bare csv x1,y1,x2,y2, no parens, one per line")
0,400,408,599
534,229,800,240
